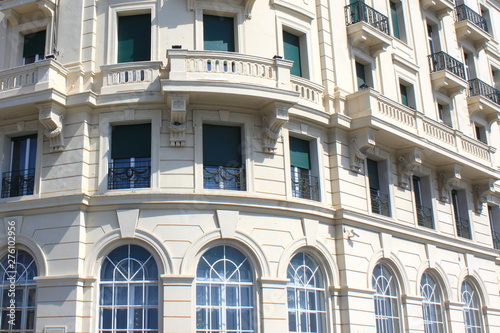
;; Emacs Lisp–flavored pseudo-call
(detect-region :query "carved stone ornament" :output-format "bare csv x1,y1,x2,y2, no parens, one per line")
473,179,496,214
397,148,423,189
349,129,377,173
38,103,65,153
188,0,255,18
439,165,462,203
168,93,189,147
262,102,290,153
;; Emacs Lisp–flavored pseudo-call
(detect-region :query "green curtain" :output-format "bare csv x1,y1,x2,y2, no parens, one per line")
283,31,302,77
203,125,242,167
290,137,310,170
203,15,235,52
118,14,151,63
111,124,151,159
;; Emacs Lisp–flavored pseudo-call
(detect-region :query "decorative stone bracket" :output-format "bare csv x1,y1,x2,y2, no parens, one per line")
168,93,189,147
262,102,290,153
38,103,65,153
397,148,423,189
439,164,462,203
349,129,377,173
473,179,497,214
188,0,255,18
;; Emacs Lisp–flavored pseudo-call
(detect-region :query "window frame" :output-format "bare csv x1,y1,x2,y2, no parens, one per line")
288,135,320,201
106,2,158,65
372,263,402,333
461,280,484,332
277,15,312,80
412,175,435,229
451,189,472,239
399,80,416,109
389,0,407,42
420,272,446,333
366,157,391,217
195,6,243,52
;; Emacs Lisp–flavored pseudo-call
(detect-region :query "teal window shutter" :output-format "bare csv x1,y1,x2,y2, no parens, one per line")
118,14,151,63
367,159,380,190
283,31,302,77
356,62,366,89
290,137,310,170
111,124,151,159
391,1,401,39
203,15,235,52
400,84,408,106
203,125,242,167
23,30,46,58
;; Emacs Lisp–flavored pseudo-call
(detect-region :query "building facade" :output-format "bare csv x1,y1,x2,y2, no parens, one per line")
0,0,500,332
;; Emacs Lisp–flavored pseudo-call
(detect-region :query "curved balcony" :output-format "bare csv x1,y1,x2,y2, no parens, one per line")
345,88,497,179
467,78,500,122
100,61,163,94
455,4,490,48
164,49,323,111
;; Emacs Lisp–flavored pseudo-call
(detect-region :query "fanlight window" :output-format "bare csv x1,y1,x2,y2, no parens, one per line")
372,263,400,333
420,272,445,333
196,245,254,333
0,250,37,333
99,244,159,333
461,281,483,333
287,252,326,333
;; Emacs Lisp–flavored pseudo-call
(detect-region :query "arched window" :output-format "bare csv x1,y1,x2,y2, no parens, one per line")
196,245,254,333
420,272,445,333
372,263,401,333
461,280,483,332
99,244,159,333
0,250,37,332
287,252,326,333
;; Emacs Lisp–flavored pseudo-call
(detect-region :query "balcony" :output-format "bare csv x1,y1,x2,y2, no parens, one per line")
420,0,454,17
455,5,490,48
204,166,245,191
370,188,391,217
345,88,497,177
344,2,391,55
291,168,319,201
100,61,163,94
467,78,500,122
0,59,68,102
164,49,323,111
1,169,35,198
108,159,151,190
416,205,434,229
428,51,467,96
455,217,471,239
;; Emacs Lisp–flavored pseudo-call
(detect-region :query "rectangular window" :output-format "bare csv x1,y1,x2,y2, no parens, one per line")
367,159,391,217
489,205,500,249
109,124,151,189
203,124,244,190
356,61,372,90
474,124,487,144
2,135,37,198
438,103,453,127
464,51,476,80
426,23,440,54
492,67,500,90
118,14,151,63
399,82,416,108
283,31,302,77
203,15,235,52
390,1,402,40
451,189,471,239
290,137,319,201
23,30,46,65
413,176,434,228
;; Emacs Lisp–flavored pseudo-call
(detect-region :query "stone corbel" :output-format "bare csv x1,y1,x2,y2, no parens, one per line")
38,103,65,153
38,0,56,17
473,179,496,214
168,93,189,147
262,102,290,153
2,9,21,25
397,148,423,190
439,164,462,203
349,129,377,173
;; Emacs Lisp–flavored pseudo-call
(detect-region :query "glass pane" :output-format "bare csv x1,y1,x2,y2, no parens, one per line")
226,309,237,330
147,308,158,329
27,309,35,329
132,284,143,305
133,309,143,329
147,285,158,305
101,308,112,329
101,286,113,305
226,286,237,306
289,311,297,332
28,287,36,306
196,308,207,330
197,285,209,306
115,286,128,305
241,309,252,330
116,308,128,329
210,308,220,330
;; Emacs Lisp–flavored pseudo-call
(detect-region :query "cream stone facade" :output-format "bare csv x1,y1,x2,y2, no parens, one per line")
0,0,500,332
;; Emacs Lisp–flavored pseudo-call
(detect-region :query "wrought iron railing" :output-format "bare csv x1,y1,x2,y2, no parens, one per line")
416,205,434,229
204,166,245,191
468,78,500,105
345,1,390,35
428,51,466,80
108,159,151,190
492,231,500,250
456,217,471,239
291,169,319,201
370,188,391,217
455,4,488,33
1,169,35,198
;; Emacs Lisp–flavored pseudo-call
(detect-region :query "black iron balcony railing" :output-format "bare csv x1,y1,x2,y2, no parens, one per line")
468,78,500,105
456,217,471,239
428,51,466,80
204,166,245,191
108,159,151,190
416,204,434,229
1,169,35,198
492,231,500,250
345,1,390,35
291,168,319,201
370,188,391,217
455,4,488,33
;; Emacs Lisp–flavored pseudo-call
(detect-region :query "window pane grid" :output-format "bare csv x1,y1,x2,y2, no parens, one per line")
461,281,483,333
421,273,445,333
373,264,400,333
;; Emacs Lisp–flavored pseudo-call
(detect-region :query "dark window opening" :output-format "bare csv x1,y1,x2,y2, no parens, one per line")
118,14,151,63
